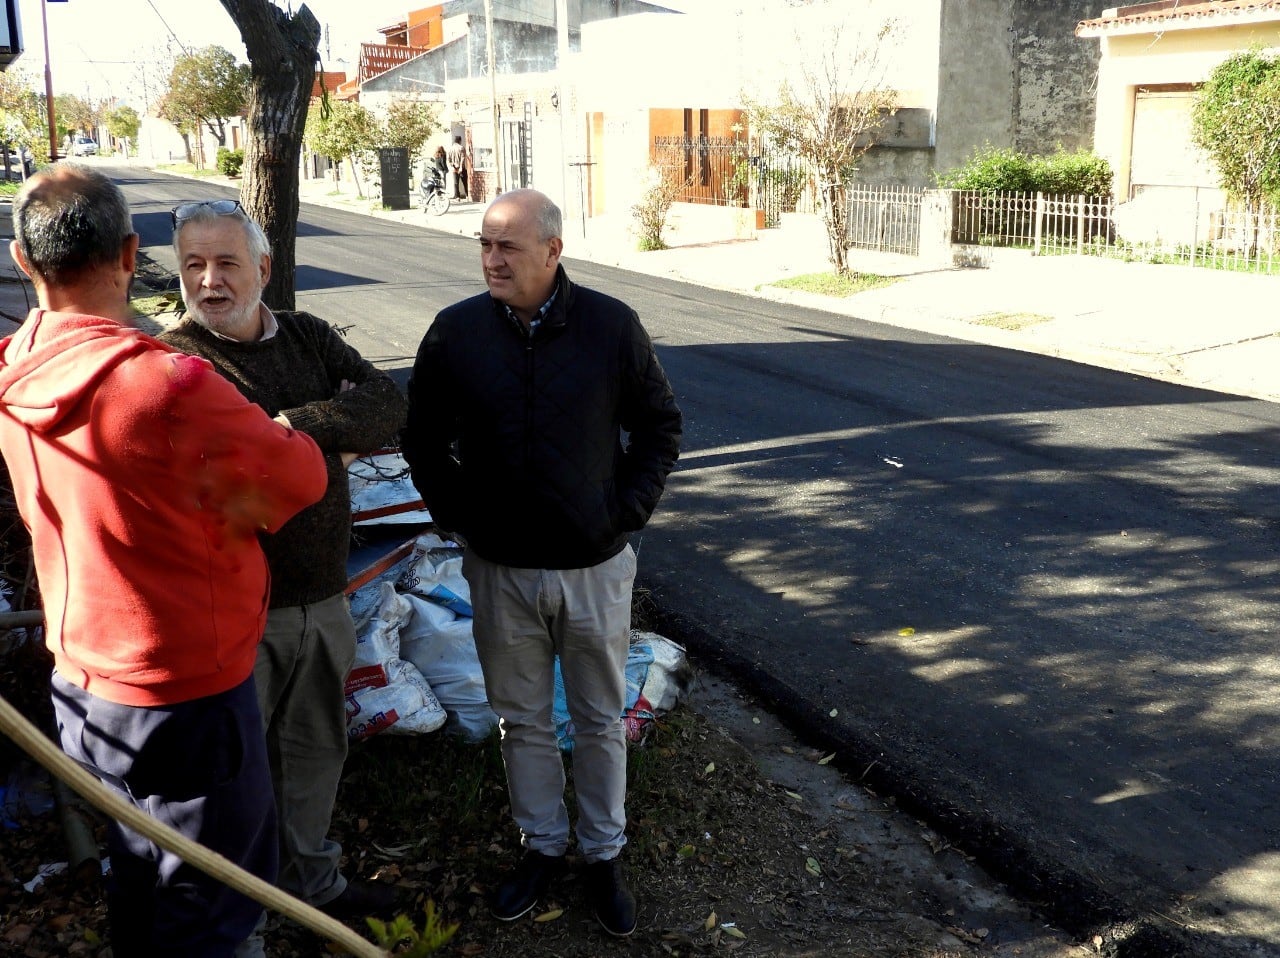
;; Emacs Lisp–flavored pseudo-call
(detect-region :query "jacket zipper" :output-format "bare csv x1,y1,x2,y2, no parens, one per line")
524,326,535,468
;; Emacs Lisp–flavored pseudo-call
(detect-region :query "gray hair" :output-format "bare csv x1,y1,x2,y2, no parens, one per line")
535,194,563,243
12,163,134,285
171,204,271,263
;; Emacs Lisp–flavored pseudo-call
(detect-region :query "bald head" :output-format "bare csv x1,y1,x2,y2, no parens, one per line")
11,164,135,287
487,189,563,243
480,190,565,324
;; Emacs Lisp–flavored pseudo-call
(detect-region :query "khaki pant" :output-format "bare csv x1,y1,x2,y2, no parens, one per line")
464,545,636,862
254,593,356,906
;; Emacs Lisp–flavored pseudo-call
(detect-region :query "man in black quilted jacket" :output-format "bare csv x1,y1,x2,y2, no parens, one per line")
402,189,681,937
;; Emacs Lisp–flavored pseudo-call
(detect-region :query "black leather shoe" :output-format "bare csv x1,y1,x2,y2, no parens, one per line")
584,856,637,937
490,850,568,921
317,879,399,919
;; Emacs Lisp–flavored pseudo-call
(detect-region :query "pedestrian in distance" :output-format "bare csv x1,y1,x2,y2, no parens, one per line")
447,135,468,200
401,188,682,937
431,145,449,187
0,164,328,956
161,198,407,927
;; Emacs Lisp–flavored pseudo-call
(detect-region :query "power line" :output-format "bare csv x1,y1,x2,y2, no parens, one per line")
143,0,190,55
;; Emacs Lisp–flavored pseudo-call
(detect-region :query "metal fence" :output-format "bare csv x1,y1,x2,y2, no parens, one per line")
653,136,745,208
846,184,924,256
951,190,1113,251
952,190,1280,273
651,137,818,221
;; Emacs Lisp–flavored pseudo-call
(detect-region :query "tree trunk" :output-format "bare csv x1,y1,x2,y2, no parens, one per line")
219,0,320,312
348,154,365,200
820,177,850,276
206,118,228,149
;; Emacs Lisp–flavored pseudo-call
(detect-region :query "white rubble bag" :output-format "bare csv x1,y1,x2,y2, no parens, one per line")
634,631,695,712
394,533,498,739
397,596,499,741
396,533,473,617
344,582,447,741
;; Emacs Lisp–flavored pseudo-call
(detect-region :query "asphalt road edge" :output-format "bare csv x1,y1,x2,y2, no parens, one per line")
645,596,1233,958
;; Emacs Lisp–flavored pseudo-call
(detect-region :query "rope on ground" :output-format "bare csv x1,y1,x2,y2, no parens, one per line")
0,689,390,958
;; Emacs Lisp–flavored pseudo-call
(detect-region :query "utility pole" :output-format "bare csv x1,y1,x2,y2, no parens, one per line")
556,0,568,213
40,0,57,161
485,0,500,195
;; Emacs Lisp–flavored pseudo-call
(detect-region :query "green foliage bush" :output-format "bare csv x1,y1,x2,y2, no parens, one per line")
1192,49,1280,208
216,147,244,178
937,145,1113,196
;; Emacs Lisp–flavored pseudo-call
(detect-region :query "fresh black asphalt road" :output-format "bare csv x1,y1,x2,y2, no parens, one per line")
125,168,1280,957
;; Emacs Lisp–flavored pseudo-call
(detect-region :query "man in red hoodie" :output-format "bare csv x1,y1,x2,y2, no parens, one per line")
0,165,327,956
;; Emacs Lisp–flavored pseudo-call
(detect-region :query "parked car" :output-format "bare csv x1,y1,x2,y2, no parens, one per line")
71,137,97,156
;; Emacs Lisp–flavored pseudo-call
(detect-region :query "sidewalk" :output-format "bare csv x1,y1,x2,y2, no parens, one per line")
4,165,1278,405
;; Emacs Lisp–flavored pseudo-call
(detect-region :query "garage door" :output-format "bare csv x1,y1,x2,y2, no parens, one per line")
1130,86,1217,192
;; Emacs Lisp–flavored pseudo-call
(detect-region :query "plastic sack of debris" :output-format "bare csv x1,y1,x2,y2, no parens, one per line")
553,632,693,751
348,451,432,526
396,533,473,618
634,631,694,712
344,582,447,741
398,593,499,741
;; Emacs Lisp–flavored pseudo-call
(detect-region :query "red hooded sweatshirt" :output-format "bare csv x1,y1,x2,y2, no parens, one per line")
0,310,328,707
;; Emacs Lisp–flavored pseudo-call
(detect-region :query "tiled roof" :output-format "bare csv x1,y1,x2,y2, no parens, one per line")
358,42,431,83
310,72,348,98
1077,1,1280,36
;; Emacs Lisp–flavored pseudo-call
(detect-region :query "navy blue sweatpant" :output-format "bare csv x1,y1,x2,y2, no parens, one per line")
51,673,277,957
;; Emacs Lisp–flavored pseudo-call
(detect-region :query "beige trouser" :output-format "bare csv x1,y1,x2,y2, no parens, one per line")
254,593,356,906
463,545,636,862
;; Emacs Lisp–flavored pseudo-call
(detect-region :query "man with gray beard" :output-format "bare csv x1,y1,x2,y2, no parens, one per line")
161,199,406,926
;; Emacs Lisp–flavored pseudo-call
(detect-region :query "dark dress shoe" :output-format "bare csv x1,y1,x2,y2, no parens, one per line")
584,856,636,937
490,850,568,921
317,879,399,919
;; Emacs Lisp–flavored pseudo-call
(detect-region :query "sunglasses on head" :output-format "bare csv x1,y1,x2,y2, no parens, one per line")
170,199,244,228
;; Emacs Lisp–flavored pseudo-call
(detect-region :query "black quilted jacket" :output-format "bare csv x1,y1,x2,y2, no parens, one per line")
402,266,682,569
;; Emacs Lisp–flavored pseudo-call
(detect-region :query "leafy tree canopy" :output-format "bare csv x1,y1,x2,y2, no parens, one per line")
107,105,141,148
304,99,380,163
1192,48,1280,209
54,93,101,138
0,71,45,157
162,45,250,146
383,96,442,163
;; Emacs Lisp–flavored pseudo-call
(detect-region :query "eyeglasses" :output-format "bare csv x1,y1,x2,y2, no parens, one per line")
170,199,244,228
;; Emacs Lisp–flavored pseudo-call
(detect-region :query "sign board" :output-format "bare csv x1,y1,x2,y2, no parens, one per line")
379,147,411,211
0,0,24,65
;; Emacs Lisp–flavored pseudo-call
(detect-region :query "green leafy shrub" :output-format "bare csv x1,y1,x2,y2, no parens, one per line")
216,147,244,178
938,145,1112,196
936,146,1035,191
1192,49,1280,209
1032,149,1113,196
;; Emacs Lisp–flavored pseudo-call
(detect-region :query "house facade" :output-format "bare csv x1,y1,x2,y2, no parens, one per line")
355,0,675,206
579,0,1104,206
1077,1,1280,206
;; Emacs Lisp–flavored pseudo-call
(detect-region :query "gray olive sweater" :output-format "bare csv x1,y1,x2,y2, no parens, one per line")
161,312,407,607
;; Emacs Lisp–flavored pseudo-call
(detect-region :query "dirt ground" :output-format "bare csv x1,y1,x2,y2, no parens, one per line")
0,626,1090,958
